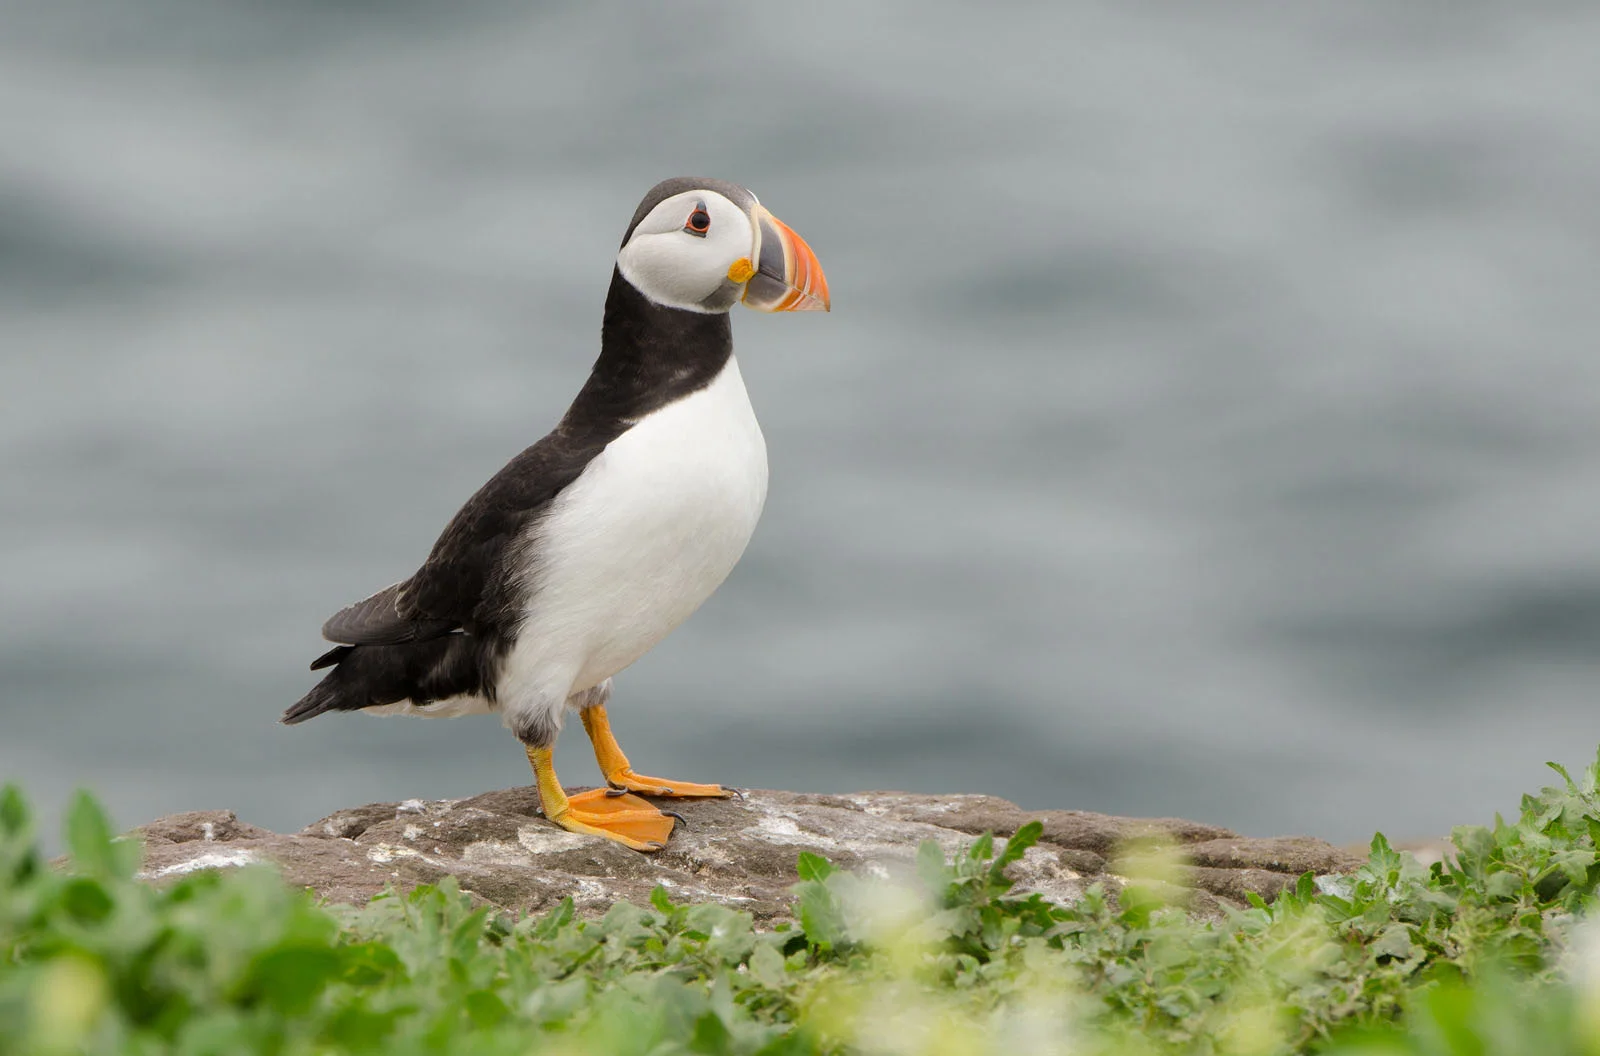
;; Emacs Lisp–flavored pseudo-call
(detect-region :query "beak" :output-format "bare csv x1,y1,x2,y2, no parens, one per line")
740,206,830,312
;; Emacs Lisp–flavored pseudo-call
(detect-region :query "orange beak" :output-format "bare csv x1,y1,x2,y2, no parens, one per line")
740,206,830,312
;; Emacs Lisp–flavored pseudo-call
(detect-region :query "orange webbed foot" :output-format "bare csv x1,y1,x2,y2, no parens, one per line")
605,769,733,799
548,788,677,852
580,701,734,801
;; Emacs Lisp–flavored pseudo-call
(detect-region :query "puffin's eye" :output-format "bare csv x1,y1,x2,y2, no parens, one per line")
684,205,711,237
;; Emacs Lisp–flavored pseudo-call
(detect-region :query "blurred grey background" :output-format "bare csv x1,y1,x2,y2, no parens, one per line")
4,1,1600,847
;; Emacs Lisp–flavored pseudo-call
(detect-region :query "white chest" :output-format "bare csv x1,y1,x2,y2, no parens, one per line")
511,357,769,695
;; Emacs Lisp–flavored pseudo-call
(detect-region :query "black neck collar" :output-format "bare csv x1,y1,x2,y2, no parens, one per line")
560,269,733,439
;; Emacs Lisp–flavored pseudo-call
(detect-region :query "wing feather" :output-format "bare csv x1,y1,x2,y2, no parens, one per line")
321,582,457,646
319,430,608,648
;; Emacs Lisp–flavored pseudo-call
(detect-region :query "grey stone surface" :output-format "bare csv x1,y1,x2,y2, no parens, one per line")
1184,835,1364,876
131,788,1362,919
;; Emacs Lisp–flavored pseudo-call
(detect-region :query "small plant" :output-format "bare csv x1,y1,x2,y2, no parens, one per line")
7,750,1600,1053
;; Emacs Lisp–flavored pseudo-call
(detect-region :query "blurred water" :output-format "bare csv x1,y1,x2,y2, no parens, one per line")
4,1,1600,847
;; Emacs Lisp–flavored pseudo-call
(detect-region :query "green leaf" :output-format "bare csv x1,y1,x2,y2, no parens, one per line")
686,904,754,962
1548,760,1575,790
795,852,834,883
991,820,1043,877
689,1010,734,1055
0,784,30,838
978,905,1004,950
1118,882,1163,929
1368,831,1401,872
1371,923,1417,961
58,877,114,925
64,791,124,879
0,785,37,889
1552,848,1596,886
529,896,575,941
651,884,676,915
747,942,787,989
322,1006,406,1049
754,1032,819,1056
523,977,589,1028
235,944,343,1015
1483,872,1523,901
795,881,845,950
1452,825,1495,865
915,839,948,890
341,941,405,986
449,906,491,961
463,989,509,1028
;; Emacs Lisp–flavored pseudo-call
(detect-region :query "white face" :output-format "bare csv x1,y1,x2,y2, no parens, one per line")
616,190,758,313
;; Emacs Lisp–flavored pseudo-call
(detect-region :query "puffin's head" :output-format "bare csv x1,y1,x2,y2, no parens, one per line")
616,177,829,315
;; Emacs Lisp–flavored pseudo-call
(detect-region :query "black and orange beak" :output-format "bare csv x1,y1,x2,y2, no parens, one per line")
739,206,830,312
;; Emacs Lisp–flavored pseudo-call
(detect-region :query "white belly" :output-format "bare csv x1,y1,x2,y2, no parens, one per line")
502,356,768,707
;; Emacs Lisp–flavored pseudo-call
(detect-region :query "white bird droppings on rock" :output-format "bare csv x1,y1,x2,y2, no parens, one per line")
146,849,256,878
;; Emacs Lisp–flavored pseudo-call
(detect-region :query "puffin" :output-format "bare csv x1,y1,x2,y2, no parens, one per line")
282,177,829,851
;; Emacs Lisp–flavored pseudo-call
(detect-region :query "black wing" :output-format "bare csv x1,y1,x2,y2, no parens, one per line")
319,583,454,648
319,430,608,650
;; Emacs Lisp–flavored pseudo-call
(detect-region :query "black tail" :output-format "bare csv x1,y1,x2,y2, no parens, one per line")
282,635,490,726
282,673,347,725
310,644,353,671
281,645,359,724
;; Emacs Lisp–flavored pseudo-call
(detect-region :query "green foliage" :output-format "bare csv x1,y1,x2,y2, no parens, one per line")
9,754,1600,1053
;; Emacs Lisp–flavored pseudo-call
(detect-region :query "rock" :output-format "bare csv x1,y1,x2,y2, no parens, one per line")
1184,836,1363,876
137,809,275,846
129,788,1362,921
1033,810,1240,856
1188,866,1299,904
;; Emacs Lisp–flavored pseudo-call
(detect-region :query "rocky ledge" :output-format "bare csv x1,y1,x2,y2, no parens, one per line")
133,788,1364,921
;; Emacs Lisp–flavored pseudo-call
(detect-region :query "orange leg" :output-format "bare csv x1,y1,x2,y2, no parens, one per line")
580,703,733,798
525,744,675,852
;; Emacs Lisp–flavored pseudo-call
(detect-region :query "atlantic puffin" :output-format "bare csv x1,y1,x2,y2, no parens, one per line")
283,177,829,851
